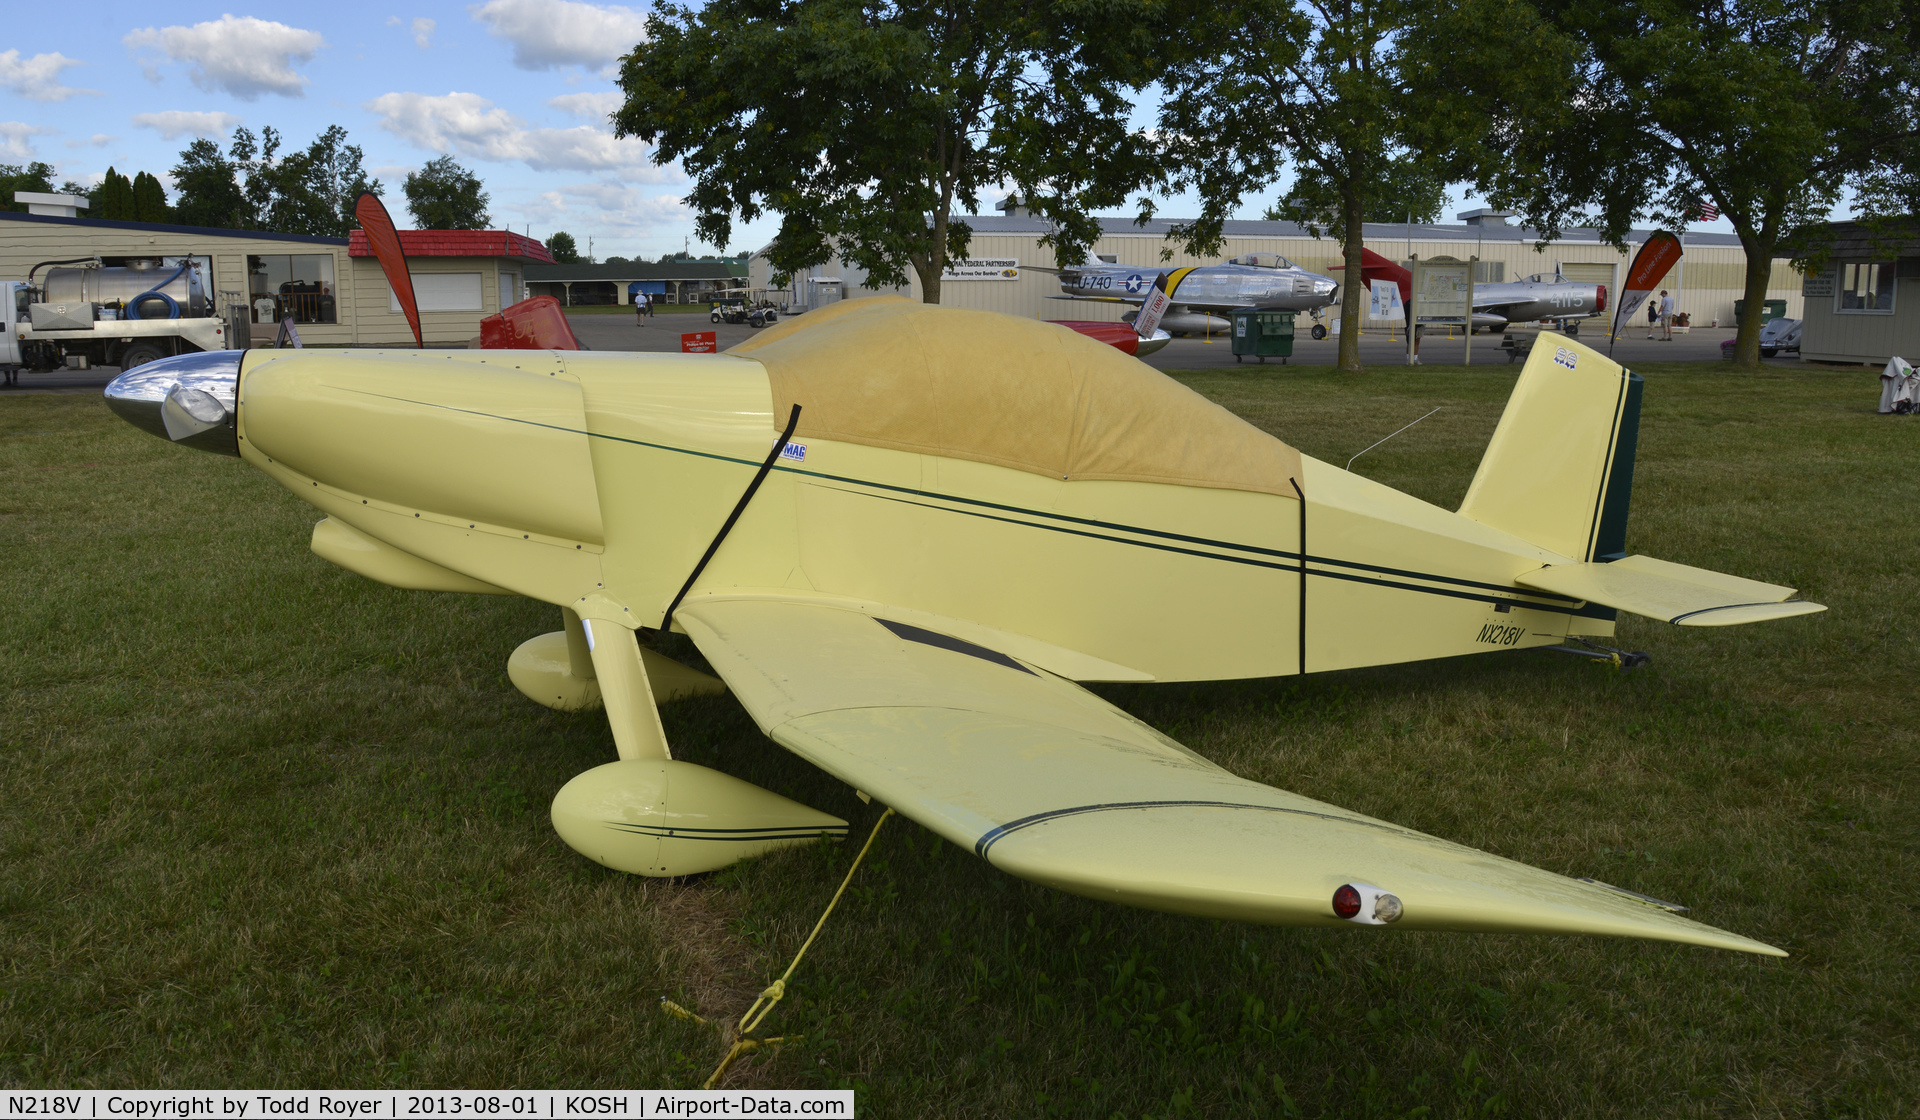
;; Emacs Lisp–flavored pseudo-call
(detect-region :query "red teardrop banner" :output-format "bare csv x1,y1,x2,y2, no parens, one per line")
354,192,421,349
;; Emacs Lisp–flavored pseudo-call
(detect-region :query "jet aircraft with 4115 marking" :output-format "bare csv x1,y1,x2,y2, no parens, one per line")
105,298,1819,955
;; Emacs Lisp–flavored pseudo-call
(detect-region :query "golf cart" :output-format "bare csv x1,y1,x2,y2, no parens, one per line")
710,295,781,328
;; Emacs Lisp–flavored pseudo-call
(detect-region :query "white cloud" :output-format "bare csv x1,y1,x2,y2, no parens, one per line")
123,16,325,100
0,50,99,102
366,90,674,175
389,16,437,48
65,133,118,148
470,0,646,73
132,110,243,140
0,122,53,160
512,181,690,233
548,91,623,121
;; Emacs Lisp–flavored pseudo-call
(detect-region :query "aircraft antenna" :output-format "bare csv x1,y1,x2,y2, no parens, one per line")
1347,407,1442,472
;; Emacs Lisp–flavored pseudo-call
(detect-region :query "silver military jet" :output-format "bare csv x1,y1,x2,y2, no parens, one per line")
1050,252,1339,335
1358,250,1608,336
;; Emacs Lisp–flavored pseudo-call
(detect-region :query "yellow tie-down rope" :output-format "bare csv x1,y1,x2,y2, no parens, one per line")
662,808,896,1089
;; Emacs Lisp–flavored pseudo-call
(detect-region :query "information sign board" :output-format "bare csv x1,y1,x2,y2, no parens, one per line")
942,259,1021,281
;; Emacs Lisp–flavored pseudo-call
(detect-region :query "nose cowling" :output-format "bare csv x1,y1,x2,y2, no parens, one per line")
104,349,243,457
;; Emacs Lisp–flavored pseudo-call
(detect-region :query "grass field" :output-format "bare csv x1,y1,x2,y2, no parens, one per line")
2,361,1914,1114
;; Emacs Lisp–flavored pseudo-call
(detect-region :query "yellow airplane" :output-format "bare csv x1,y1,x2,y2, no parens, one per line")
106,296,1821,957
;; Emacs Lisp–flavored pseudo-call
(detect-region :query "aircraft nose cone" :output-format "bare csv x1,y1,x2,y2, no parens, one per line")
103,349,243,457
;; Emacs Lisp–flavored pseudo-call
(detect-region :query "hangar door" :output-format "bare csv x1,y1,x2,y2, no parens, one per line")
1560,263,1616,290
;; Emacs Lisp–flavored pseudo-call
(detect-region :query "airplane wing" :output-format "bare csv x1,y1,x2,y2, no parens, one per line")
675,595,1782,954
1046,294,1143,305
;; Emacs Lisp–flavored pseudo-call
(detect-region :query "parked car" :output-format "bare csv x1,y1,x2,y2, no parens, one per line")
1759,317,1801,358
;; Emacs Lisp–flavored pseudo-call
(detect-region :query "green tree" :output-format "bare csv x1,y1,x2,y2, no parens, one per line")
1155,0,1441,370
614,0,1165,303
404,155,491,230
131,171,170,222
169,140,247,228
1264,162,1450,228
1156,0,1568,370
546,231,581,263
1474,0,1919,364
233,125,382,237
95,168,135,220
2,162,58,212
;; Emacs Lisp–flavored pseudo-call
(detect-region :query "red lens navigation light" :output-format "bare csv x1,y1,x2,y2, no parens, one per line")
1332,883,1362,919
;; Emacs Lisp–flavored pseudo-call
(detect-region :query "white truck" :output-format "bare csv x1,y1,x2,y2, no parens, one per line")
2,256,245,386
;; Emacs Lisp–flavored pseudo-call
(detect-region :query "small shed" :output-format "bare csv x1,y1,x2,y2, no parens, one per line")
524,261,748,306
345,229,553,346
1794,219,1920,365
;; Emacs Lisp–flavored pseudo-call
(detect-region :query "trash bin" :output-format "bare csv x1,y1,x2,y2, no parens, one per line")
1734,298,1789,328
1231,308,1295,364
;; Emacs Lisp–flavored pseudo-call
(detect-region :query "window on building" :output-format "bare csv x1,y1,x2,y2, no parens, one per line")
1473,262,1506,283
1837,262,1895,313
392,273,483,313
249,254,337,323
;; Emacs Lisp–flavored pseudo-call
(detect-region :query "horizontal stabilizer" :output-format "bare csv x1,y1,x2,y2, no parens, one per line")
1515,555,1825,626
678,594,1783,955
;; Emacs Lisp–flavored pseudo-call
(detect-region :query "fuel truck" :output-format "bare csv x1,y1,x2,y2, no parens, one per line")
1,256,246,385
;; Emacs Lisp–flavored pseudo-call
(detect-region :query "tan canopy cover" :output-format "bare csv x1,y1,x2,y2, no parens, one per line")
728,297,1303,497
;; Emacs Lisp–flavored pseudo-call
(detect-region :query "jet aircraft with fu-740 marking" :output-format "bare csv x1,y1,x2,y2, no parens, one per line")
1047,252,1339,334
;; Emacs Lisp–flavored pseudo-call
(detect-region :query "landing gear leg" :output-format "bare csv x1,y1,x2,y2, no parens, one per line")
584,617,672,761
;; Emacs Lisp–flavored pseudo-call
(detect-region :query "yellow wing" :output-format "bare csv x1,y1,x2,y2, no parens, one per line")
676,595,1782,955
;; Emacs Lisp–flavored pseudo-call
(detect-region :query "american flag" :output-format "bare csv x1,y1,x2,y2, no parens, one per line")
1692,200,1719,222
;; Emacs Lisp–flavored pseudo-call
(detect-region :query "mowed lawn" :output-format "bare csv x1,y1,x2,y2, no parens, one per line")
1,360,1913,1115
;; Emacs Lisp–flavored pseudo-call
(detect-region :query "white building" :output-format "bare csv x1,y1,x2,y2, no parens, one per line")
753,204,1803,329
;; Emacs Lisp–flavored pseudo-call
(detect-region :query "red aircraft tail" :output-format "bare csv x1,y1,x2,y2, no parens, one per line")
1358,248,1412,306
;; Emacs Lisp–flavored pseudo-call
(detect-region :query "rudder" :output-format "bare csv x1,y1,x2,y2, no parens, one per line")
1458,336,1641,561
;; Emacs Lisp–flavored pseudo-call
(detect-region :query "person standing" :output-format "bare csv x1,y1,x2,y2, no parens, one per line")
1659,289,1676,341
1647,296,1659,338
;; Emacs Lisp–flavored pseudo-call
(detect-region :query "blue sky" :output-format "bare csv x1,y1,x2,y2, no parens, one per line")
0,1,1744,262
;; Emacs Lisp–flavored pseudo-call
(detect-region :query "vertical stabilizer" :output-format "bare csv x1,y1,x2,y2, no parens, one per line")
1458,335,1641,562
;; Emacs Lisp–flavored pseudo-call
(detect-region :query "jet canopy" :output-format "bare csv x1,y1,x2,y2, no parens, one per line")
1228,253,1297,270
1525,271,1568,284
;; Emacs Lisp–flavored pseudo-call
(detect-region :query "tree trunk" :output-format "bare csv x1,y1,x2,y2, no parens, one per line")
912,254,943,305
1730,233,1775,368
1337,197,1366,372
920,206,949,305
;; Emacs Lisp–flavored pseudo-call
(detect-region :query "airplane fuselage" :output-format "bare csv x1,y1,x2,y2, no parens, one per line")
203,347,1612,685
1057,258,1339,317
1469,274,1607,329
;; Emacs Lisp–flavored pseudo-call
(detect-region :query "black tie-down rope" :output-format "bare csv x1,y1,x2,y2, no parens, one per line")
661,404,802,630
